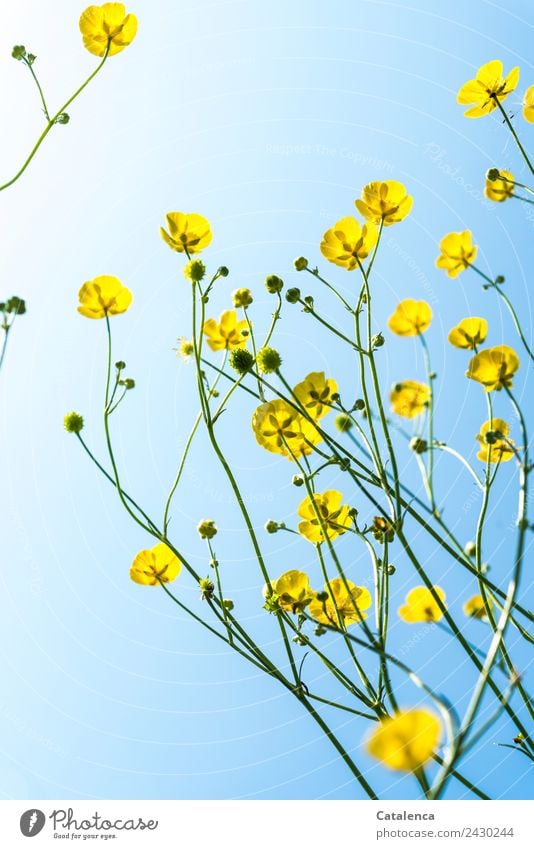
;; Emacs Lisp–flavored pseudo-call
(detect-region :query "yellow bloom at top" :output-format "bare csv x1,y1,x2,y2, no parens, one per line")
355,180,413,226
466,345,520,391
388,299,432,337
203,310,248,351
130,543,181,586
436,231,477,278
523,86,534,122
476,418,515,464
297,490,353,543
366,709,441,772
263,570,314,614
320,217,378,270
293,372,338,420
77,275,133,319
448,317,488,350
390,380,430,419
398,586,446,623
309,578,371,627
457,60,519,118
485,170,514,202
464,594,492,620
160,212,212,255
252,399,323,460
79,3,138,57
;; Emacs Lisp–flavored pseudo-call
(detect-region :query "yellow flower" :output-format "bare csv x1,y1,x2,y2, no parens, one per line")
160,212,212,254
366,709,441,772
77,275,132,319
476,418,515,463
309,578,371,627
464,594,492,620
320,217,378,270
297,490,353,543
293,371,338,420
457,60,520,118
448,317,488,350
79,3,138,57
398,586,446,623
436,231,477,278
203,310,248,351
390,380,430,419
466,345,520,391
355,180,413,226
387,299,432,337
523,86,534,122
264,570,314,614
176,337,194,360
252,399,323,460
130,543,181,586
485,170,514,202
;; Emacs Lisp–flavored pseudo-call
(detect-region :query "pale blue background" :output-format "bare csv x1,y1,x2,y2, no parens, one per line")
0,0,532,800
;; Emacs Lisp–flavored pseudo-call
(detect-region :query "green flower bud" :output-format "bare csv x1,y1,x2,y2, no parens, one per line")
293,257,308,271
386,564,396,576
6,296,26,315
464,541,477,558
316,591,329,603
314,624,327,636
285,287,301,304
229,348,254,374
265,274,284,294
63,412,84,434
486,168,500,182
222,599,234,611
265,520,279,534
292,474,304,487
232,287,253,308
12,45,26,60
371,332,385,349
218,266,229,277
256,346,282,373
495,275,505,284
55,113,70,125
353,399,365,411
115,360,126,370
409,436,428,454
123,378,135,389
335,414,353,433
197,519,218,539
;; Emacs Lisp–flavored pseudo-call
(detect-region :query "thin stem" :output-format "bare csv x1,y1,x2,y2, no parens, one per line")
494,98,534,176
24,57,50,121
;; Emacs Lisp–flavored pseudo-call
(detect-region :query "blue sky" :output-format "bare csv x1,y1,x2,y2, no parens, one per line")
0,0,532,800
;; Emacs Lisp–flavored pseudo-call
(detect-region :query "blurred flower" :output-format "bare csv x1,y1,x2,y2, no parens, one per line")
371,516,395,543
320,217,378,270
176,337,194,360
252,399,322,460
355,180,413,226
436,231,477,278
203,310,248,351
390,380,430,418
263,570,314,614
476,418,515,463
398,586,446,623
366,709,441,772
523,85,534,122
293,371,338,420
466,345,520,391
335,414,353,432
160,212,212,254
464,594,492,620
232,288,253,308
457,60,519,118
297,490,353,543
448,317,488,349
77,275,132,319
79,3,138,57
485,169,514,202
130,543,181,586
309,578,371,626
63,412,84,434
183,259,206,282
388,299,432,336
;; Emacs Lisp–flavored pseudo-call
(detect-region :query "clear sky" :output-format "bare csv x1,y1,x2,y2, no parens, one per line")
0,0,532,800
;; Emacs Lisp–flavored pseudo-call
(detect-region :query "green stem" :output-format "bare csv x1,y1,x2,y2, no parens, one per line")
494,98,534,176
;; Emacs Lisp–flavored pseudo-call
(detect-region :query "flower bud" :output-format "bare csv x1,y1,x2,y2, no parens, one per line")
285,287,301,304
316,591,329,603
232,288,253,308
264,520,279,534
386,564,396,576
123,378,135,389
218,266,229,277
371,332,385,349
197,519,218,539
486,167,500,182
229,348,254,374
353,399,365,411
292,474,304,487
11,45,26,60
464,541,477,558
6,296,26,315
293,256,308,271
199,577,215,600
265,274,284,294
409,436,428,454
55,113,70,125
222,599,234,611
495,275,505,284
256,346,282,373
314,624,327,636
335,414,353,433
183,259,206,282
63,412,84,434
115,360,126,370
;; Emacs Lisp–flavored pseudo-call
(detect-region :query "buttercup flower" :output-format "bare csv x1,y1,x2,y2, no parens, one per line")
523,86,534,122
297,490,353,543
160,212,212,255
263,570,314,614
355,180,413,226
293,372,338,420
448,317,488,350
77,275,132,319
252,399,322,460
485,170,514,202
309,578,371,627
130,543,181,586
390,381,430,419
366,709,441,772
320,217,378,270
203,310,248,351
436,231,477,278
476,418,515,463
388,299,432,337
466,345,520,391
464,594,492,620
457,60,520,118
79,4,138,57
398,586,446,623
